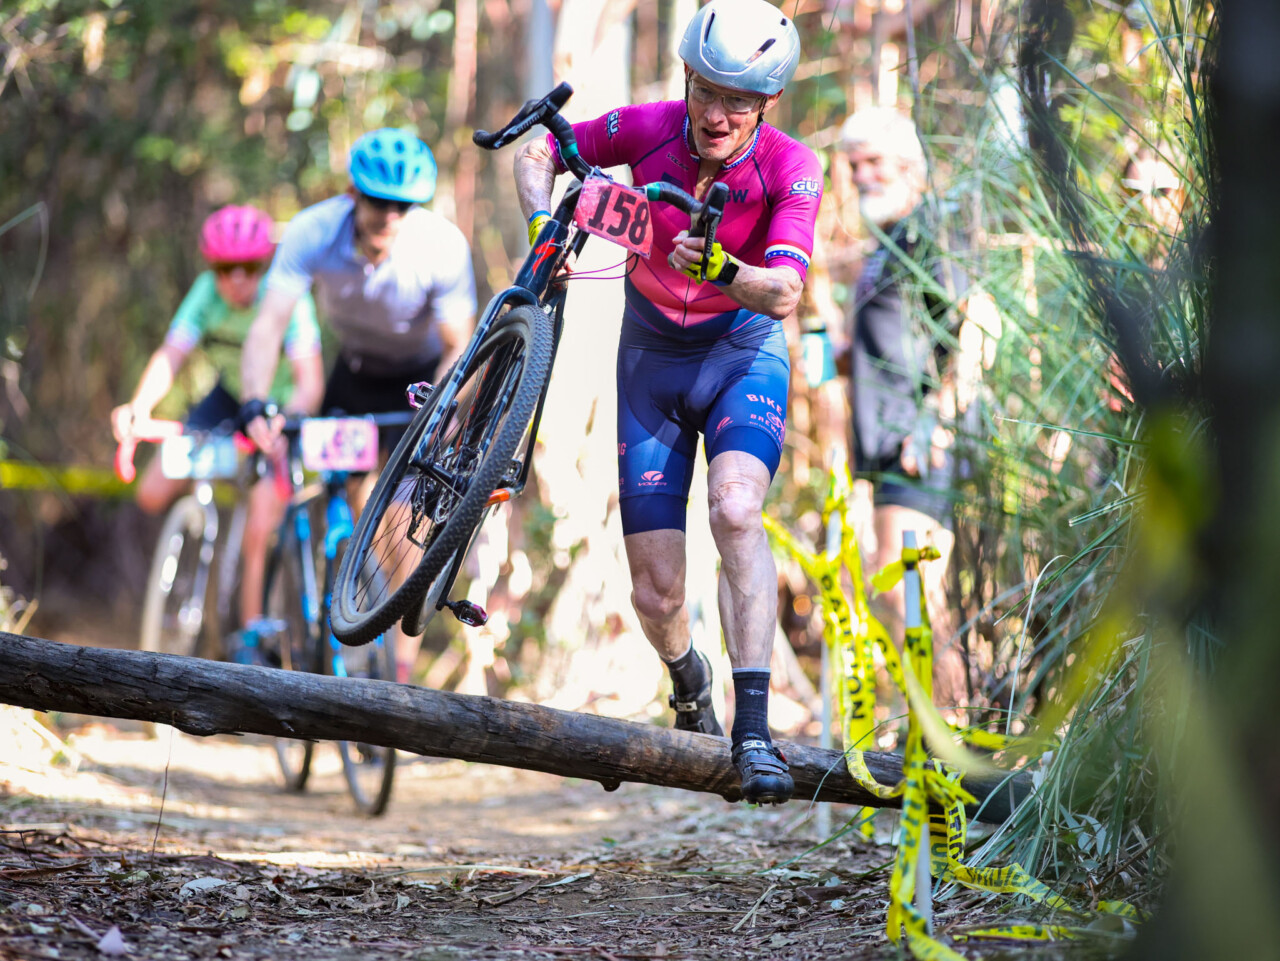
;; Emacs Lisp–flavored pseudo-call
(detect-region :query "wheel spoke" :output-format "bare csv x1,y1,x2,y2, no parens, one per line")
332,305,553,645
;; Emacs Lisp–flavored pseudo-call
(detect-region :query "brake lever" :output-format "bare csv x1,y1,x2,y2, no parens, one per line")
693,182,730,282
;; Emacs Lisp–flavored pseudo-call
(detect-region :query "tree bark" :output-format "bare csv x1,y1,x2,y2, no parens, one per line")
0,631,1028,823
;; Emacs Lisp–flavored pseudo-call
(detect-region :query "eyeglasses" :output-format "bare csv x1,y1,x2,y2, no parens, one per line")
359,193,417,214
688,80,763,117
212,261,267,278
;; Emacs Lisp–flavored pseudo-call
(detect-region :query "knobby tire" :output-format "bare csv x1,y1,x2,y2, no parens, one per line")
328,536,398,815
331,304,553,645
139,496,212,658
264,539,318,791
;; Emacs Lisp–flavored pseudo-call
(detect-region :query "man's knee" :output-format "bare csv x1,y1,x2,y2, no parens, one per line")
708,483,764,542
631,575,685,624
135,488,169,515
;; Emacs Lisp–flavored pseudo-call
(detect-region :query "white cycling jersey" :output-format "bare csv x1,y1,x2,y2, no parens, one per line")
266,195,476,371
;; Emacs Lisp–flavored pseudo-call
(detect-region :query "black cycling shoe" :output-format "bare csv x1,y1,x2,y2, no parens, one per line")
669,652,724,736
732,738,794,805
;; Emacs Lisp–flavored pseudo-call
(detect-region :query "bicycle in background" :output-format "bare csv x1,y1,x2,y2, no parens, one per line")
331,82,730,645
115,420,251,663
265,411,413,816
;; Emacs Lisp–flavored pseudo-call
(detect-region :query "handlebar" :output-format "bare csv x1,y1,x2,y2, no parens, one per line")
276,410,416,437
473,82,575,156
474,83,729,246
113,419,185,483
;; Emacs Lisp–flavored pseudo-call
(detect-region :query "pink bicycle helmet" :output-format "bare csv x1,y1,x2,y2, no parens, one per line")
199,205,275,263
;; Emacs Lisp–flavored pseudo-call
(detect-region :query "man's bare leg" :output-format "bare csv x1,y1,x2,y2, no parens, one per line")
624,528,690,660
706,449,791,803
624,528,720,735
707,451,776,670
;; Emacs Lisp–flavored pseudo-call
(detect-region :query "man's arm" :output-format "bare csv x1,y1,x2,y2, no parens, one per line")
283,350,325,416
668,233,804,321
240,287,300,447
241,288,300,401
514,137,560,222
111,343,188,440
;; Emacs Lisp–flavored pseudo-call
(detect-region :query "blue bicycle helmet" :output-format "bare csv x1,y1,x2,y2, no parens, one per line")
348,128,437,204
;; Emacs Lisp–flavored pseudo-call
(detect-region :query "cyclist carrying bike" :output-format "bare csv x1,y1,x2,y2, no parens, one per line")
514,0,821,804
111,205,324,641
239,128,477,683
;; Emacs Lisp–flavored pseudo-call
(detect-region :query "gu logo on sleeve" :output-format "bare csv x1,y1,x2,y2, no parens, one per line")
606,110,621,138
789,178,822,198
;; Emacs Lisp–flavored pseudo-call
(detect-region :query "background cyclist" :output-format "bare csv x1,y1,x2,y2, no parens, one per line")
513,0,822,804
110,204,324,642
239,128,477,684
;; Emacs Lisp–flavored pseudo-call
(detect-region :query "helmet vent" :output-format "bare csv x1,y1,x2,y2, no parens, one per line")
703,10,715,42
747,38,775,64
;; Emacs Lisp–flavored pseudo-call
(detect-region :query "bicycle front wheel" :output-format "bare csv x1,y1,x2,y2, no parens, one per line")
139,496,213,658
332,304,553,645
264,540,319,791
327,536,397,815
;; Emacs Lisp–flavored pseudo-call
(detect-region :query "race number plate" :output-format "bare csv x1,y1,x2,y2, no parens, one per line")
160,436,240,481
301,418,379,473
573,173,653,258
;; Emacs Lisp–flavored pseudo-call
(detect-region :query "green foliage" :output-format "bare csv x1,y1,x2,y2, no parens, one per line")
0,0,454,462
893,0,1216,907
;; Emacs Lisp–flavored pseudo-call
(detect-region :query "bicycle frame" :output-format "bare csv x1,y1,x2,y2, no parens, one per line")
274,442,379,670
321,479,360,676
407,185,581,500
396,192,582,613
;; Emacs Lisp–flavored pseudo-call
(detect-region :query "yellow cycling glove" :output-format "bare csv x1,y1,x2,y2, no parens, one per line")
527,210,551,246
678,242,741,286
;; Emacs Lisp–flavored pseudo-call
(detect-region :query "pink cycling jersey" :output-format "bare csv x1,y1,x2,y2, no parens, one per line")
549,100,823,332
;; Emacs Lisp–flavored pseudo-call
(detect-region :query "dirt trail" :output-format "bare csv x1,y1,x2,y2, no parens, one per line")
0,711,1077,961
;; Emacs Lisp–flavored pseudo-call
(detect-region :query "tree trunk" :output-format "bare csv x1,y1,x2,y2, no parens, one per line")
0,631,1027,823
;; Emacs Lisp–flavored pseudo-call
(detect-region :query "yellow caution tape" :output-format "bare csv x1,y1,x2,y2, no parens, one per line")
763,472,893,837
953,924,1084,941
0,460,130,497
0,458,240,506
766,466,1142,958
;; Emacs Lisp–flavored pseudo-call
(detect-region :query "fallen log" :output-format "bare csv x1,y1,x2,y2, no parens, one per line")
0,632,1029,822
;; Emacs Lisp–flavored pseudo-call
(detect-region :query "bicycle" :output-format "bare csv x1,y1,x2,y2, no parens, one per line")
263,411,413,816
331,82,731,644
115,420,251,663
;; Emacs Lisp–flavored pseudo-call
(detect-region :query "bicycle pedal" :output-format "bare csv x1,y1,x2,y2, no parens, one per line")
443,599,488,627
406,381,434,409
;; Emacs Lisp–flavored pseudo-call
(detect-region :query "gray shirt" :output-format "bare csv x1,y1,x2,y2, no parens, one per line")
266,195,476,369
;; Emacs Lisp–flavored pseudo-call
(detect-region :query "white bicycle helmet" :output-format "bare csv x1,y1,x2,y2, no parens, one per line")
678,0,801,97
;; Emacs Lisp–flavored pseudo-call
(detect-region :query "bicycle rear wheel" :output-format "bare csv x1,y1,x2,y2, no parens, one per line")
331,304,553,645
264,540,318,791
139,496,212,658
399,544,460,638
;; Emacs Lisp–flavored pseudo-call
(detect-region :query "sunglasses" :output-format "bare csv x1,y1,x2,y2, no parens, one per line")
212,261,267,278
359,193,417,214
688,80,763,117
